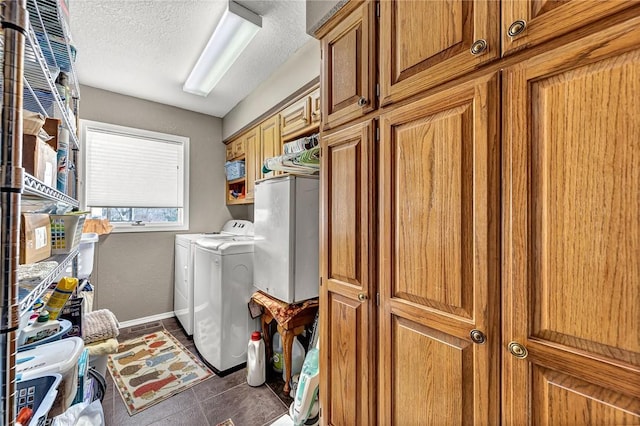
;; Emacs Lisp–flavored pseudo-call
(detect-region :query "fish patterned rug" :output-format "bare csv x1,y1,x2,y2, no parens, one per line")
108,329,213,415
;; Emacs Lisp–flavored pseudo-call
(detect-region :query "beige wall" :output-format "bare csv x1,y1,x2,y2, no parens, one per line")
80,85,250,322
222,38,320,140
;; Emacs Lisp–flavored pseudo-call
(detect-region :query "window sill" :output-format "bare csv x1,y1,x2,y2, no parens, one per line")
108,223,189,233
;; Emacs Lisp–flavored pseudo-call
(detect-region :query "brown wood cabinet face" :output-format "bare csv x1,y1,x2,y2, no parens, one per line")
244,127,259,202
378,72,500,425
320,120,376,426
281,96,311,139
225,143,234,161
321,1,376,130
379,0,499,106
502,0,635,56
502,16,640,425
259,115,282,179
310,88,321,125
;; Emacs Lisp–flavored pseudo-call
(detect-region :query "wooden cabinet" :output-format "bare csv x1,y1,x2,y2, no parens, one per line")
502,16,640,424
379,0,499,105
225,135,247,205
501,0,635,56
259,114,281,179
320,120,376,426
281,88,321,141
244,126,260,202
378,72,500,425
320,1,376,130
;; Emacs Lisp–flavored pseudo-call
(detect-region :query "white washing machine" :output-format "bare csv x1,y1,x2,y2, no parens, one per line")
193,222,257,373
173,220,253,336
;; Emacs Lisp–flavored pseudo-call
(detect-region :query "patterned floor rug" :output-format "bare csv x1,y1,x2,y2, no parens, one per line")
108,329,213,415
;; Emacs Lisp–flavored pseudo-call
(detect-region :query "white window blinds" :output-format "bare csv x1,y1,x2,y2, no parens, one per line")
84,125,187,208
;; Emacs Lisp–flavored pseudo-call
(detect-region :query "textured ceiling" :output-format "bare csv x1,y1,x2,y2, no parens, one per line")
70,0,313,117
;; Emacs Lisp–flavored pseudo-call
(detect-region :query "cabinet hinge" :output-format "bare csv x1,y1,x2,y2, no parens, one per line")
376,2,380,18
319,277,322,286
376,293,380,306
376,127,380,142
376,83,380,98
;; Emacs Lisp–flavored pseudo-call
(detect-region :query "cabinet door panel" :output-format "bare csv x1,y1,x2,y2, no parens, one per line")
281,96,311,140
321,120,376,425
379,72,500,425
259,115,281,179
244,128,259,202
380,0,499,105
503,16,640,425
502,0,635,56
321,1,375,130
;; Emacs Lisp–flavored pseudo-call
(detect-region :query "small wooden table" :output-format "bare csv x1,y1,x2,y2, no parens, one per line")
250,291,318,393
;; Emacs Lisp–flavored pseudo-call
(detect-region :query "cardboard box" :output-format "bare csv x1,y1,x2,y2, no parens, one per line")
43,117,61,151
20,213,52,264
23,111,45,136
23,135,57,187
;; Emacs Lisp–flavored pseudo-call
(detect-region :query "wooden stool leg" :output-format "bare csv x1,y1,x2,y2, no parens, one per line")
262,314,273,364
278,324,294,394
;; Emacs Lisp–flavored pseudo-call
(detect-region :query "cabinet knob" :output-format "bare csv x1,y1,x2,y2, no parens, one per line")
357,97,368,107
508,20,527,38
470,39,488,55
508,341,528,359
469,329,486,344
357,293,368,302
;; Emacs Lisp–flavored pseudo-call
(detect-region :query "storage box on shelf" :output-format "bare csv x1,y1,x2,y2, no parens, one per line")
50,213,86,254
20,213,52,264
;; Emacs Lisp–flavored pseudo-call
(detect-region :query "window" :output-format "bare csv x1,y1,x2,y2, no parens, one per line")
80,120,189,232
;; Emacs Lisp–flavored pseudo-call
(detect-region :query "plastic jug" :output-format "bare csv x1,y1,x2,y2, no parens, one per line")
247,332,265,387
283,337,306,382
272,332,283,373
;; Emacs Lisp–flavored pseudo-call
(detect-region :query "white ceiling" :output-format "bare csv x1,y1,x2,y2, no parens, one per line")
70,0,313,118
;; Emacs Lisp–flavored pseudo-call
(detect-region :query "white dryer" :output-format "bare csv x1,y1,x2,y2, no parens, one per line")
193,222,257,373
174,233,204,336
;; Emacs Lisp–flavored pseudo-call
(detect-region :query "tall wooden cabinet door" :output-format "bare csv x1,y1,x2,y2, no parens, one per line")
259,115,281,179
502,1,636,56
379,0,499,106
502,17,640,425
320,1,376,130
379,72,500,425
244,127,259,202
320,120,376,425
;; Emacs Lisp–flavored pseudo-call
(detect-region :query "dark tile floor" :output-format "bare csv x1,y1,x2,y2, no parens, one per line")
102,317,291,426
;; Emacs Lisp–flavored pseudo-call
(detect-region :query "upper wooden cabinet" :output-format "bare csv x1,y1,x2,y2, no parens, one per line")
502,15,640,424
501,0,635,56
259,114,282,179
280,87,320,141
379,0,499,105
320,1,376,130
244,127,260,202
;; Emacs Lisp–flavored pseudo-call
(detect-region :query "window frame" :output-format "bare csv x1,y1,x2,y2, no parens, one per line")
79,119,190,233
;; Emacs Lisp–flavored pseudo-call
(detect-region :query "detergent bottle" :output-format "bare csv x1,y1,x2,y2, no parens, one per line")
283,337,306,382
272,332,283,373
247,331,265,386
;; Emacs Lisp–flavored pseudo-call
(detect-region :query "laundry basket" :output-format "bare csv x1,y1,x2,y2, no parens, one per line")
50,214,86,254
16,373,62,426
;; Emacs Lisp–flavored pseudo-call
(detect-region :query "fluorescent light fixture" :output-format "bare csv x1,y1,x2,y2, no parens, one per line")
183,1,262,96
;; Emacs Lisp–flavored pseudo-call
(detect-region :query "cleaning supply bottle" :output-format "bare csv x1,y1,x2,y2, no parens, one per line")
247,331,265,386
18,310,60,346
272,332,283,373
44,276,78,320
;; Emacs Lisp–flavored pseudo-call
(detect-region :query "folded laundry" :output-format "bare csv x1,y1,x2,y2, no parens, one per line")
84,309,119,344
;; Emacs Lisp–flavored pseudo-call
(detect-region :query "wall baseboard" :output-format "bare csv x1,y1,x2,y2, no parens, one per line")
119,311,175,329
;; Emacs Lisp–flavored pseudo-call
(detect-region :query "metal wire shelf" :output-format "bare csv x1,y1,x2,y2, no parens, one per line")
23,173,79,207
18,248,79,316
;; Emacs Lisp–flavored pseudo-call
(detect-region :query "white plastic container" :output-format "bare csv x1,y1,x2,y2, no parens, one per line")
18,311,60,346
283,337,306,382
16,337,84,414
55,233,98,281
247,331,266,387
